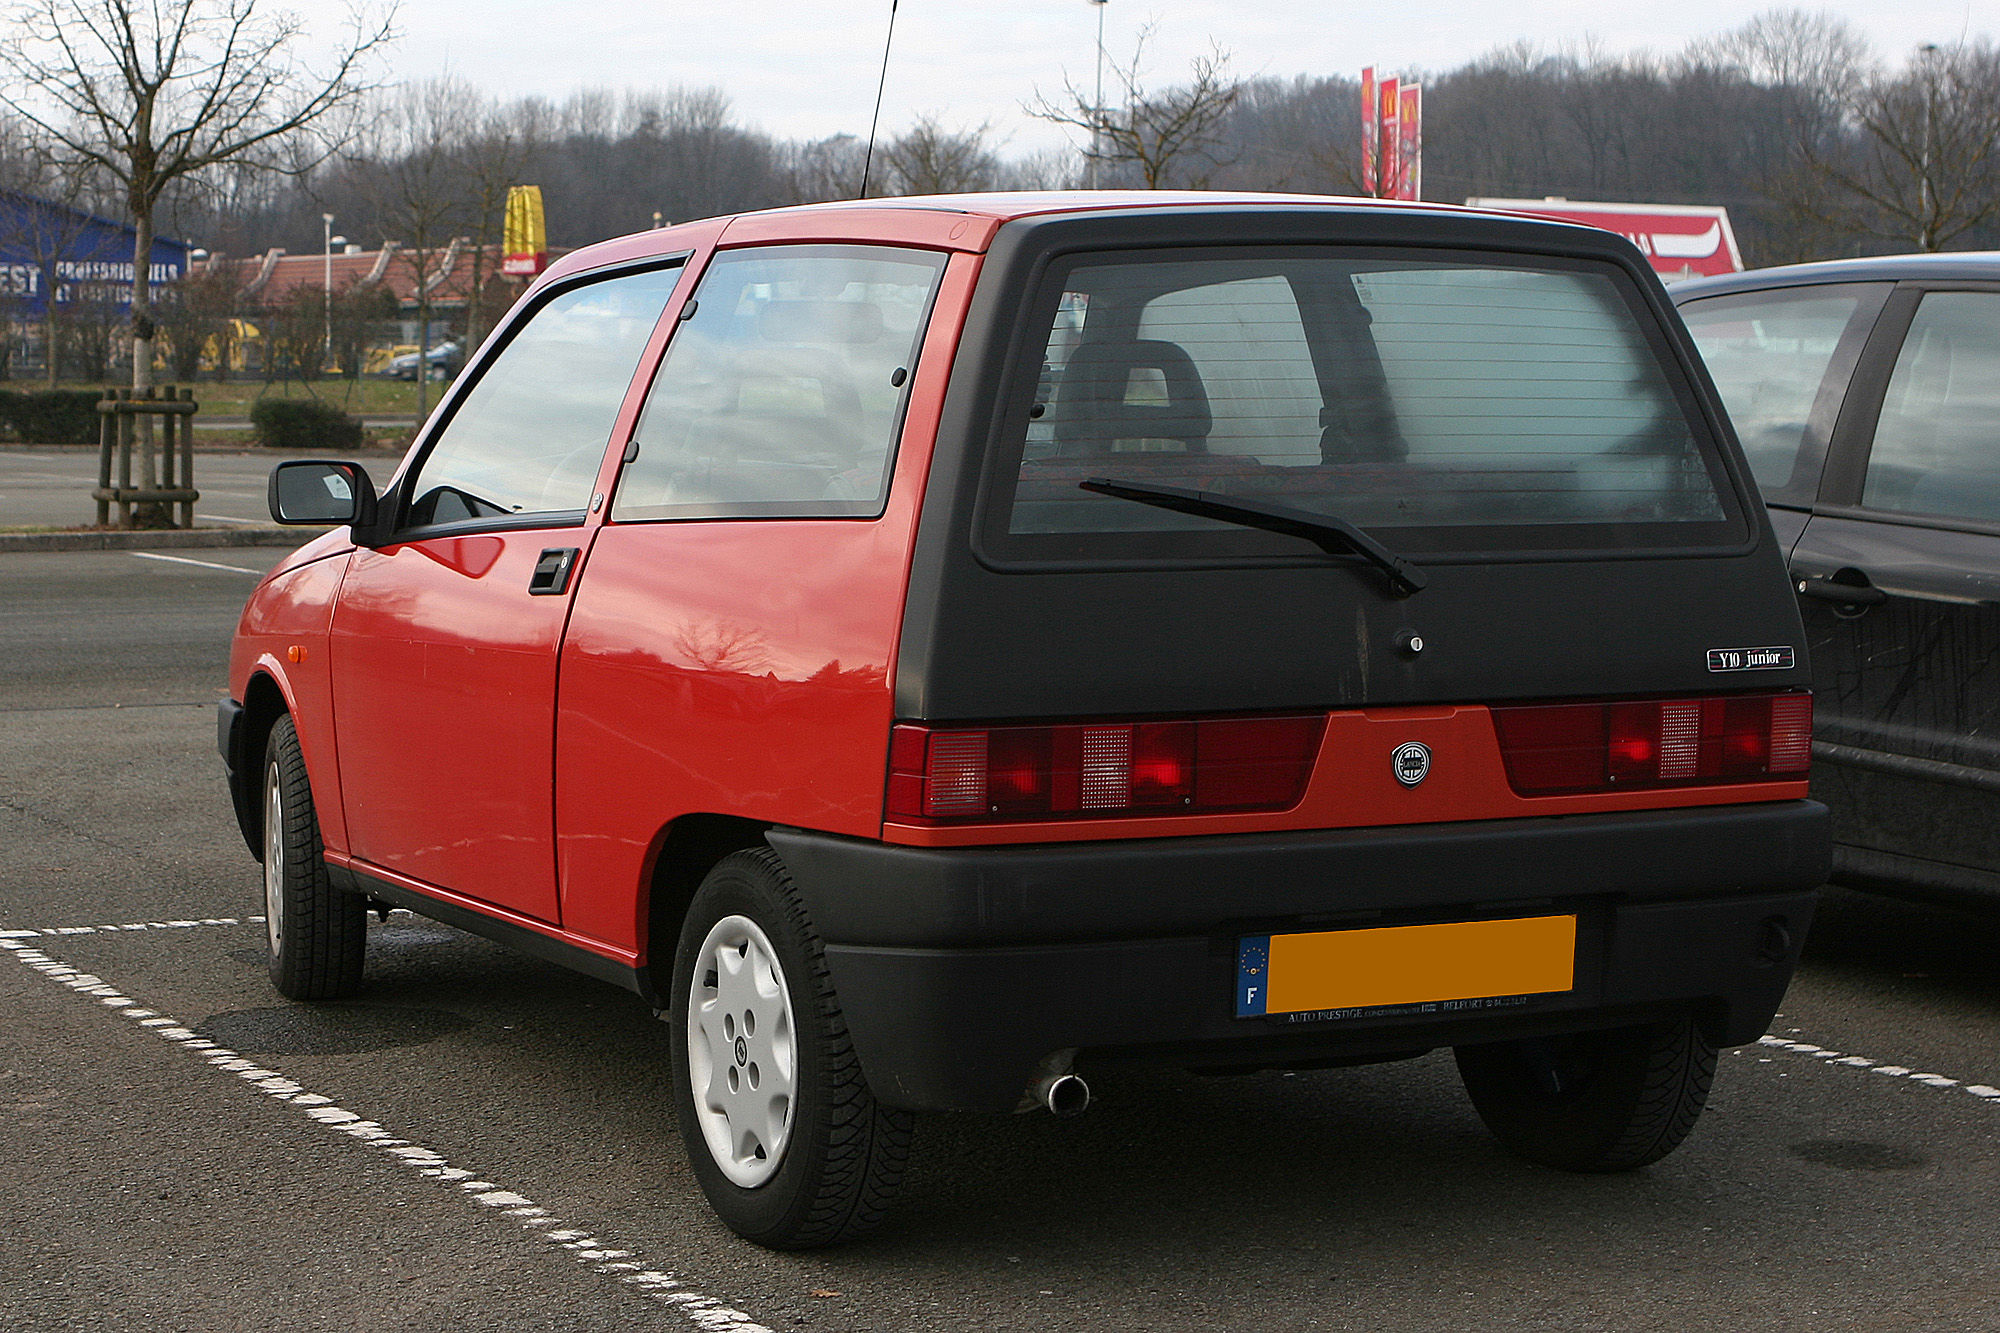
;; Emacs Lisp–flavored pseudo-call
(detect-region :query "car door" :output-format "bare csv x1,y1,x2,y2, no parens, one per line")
330,261,683,922
1788,283,2000,895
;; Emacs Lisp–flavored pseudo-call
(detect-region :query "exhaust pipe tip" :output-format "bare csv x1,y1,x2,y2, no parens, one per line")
1042,1072,1090,1118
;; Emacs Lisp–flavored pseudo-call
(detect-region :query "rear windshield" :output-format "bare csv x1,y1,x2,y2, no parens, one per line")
980,248,1744,561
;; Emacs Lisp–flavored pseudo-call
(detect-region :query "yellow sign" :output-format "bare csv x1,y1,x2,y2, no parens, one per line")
503,185,547,276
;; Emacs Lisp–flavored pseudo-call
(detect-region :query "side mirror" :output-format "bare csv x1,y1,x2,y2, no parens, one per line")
269,460,379,528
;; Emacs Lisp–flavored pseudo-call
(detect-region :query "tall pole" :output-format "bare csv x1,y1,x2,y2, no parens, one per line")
1090,0,1108,189
322,213,334,375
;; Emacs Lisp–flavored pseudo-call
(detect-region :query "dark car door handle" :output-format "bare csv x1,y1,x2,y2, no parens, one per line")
1795,574,1888,607
528,548,580,596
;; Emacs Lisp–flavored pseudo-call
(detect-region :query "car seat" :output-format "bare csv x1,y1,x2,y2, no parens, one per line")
1047,339,1214,456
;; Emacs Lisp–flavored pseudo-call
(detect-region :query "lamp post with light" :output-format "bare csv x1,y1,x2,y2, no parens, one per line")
321,213,336,374
1088,0,1108,189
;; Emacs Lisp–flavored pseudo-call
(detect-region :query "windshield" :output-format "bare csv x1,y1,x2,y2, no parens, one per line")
984,249,1742,560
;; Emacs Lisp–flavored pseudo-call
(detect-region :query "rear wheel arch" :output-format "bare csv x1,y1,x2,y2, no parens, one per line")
641,814,775,992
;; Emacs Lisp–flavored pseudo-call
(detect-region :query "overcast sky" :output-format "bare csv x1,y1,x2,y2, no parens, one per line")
364,1,1990,156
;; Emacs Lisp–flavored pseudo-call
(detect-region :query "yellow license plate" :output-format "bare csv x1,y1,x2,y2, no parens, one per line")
1235,914,1576,1018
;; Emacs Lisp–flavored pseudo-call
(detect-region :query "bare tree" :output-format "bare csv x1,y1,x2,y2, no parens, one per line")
882,115,999,195
783,133,866,203
157,256,239,381
1027,27,1243,189
354,77,473,419
997,145,1083,191
1812,41,2000,251
0,0,394,394
1691,10,1876,259
456,99,535,353
1690,8,1872,101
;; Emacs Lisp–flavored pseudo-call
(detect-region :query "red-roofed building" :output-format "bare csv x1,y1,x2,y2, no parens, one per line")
193,239,560,376
209,238,527,327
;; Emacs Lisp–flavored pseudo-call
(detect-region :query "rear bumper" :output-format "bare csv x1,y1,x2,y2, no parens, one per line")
767,800,1829,1112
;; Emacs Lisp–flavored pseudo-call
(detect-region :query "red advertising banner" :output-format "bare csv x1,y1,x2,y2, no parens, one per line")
1378,76,1400,199
1464,198,1743,279
1361,68,1422,200
1360,67,1378,196
1396,84,1421,201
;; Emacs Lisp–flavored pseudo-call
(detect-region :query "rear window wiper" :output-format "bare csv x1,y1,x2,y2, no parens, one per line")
1080,477,1427,598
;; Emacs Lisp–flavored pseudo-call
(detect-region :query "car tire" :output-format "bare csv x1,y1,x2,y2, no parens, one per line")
1454,1018,1717,1172
262,715,366,1000
669,847,912,1249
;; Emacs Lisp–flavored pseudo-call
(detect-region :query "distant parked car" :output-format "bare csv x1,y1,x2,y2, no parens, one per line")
385,339,461,381
1677,253,2000,911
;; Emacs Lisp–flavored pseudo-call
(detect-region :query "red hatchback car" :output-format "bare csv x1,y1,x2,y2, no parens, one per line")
224,192,1828,1247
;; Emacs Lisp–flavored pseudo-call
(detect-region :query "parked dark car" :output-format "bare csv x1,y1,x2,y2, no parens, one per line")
385,338,461,381
1677,254,2000,911
225,193,1827,1248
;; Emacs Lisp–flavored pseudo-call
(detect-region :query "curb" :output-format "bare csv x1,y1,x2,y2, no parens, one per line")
0,526,331,554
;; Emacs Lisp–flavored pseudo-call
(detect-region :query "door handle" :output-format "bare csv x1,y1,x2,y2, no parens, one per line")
1794,573,1887,608
528,547,579,596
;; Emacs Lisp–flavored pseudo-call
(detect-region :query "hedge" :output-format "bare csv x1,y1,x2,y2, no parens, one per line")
251,397,363,451
0,389,101,444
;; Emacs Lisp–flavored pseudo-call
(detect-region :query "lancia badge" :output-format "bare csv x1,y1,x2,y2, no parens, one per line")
1393,742,1431,787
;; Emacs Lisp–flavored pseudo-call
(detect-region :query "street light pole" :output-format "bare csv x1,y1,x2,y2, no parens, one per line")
321,213,334,375
1089,0,1108,189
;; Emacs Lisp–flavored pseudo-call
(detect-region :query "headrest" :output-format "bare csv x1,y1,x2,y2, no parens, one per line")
1049,339,1213,454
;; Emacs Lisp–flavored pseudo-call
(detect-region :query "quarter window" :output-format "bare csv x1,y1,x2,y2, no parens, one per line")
612,244,946,521
1680,288,1866,497
1863,292,2000,522
404,264,682,528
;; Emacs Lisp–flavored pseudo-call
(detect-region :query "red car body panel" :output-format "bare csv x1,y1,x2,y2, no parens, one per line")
552,250,982,956
330,528,590,922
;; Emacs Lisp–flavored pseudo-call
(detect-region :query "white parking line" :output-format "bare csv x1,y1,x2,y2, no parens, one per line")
194,514,264,524
130,551,266,575
1756,1034,2000,1104
0,916,262,937
0,932,772,1332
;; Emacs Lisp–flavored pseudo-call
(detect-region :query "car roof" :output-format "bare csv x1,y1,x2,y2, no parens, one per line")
542,190,1626,281
736,189,1481,223
1672,250,2000,301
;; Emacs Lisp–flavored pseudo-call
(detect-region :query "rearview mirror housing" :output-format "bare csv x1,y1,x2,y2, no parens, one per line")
268,460,379,529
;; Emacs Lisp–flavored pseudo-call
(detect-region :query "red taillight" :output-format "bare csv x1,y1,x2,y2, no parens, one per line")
1493,692,1812,795
887,715,1325,823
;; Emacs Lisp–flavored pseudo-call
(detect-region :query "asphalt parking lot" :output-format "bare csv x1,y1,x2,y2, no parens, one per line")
3,544,1999,1331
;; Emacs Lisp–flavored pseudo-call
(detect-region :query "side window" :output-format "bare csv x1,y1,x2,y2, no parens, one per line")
404,264,681,528
612,244,946,521
1680,287,1867,498
1863,292,2000,522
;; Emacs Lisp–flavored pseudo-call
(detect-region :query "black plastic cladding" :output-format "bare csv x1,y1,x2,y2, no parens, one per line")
896,205,1807,722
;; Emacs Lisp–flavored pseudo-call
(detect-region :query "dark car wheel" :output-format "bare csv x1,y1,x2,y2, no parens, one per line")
670,848,912,1249
263,715,366,1000
1454,1018,1717,1172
